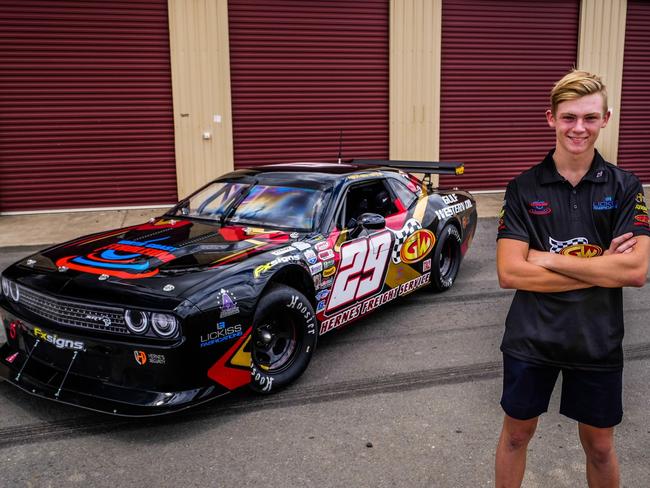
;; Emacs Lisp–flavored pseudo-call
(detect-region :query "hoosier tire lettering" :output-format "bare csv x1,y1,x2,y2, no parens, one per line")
249,284,318,394
430,224,462,292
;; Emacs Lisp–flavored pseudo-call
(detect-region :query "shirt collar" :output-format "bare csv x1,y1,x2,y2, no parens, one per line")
582,150,609,183
539,149,609,185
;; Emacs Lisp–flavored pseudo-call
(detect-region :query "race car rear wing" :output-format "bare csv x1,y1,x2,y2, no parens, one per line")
352,159,464,191
352,159,464,175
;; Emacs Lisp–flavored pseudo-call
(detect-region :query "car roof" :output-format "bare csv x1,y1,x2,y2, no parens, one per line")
219,162,397,186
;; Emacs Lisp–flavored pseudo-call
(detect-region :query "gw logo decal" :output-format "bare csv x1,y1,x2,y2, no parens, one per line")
400,229,436,264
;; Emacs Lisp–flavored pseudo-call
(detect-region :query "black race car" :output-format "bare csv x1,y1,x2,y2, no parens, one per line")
0,160,477,416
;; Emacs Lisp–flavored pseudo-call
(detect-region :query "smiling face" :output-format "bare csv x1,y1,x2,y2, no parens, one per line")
546,93,610,158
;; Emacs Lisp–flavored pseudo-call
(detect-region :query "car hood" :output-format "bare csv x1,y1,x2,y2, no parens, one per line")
11,218,301,302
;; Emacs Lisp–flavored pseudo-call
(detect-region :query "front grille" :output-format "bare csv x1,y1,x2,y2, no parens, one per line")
18,285,128,334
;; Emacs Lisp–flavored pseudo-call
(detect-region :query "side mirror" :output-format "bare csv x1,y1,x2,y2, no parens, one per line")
357,212,386,230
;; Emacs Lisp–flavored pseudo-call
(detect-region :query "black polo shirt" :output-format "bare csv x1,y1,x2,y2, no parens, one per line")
497,149,650,370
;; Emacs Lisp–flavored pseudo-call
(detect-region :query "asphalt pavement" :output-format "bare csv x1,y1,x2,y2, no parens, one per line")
0,218,649,488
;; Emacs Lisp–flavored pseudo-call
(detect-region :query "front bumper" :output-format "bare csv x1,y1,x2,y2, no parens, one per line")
0,307,230,417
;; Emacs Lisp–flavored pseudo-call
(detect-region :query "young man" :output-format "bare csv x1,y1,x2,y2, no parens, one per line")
494,70,650,487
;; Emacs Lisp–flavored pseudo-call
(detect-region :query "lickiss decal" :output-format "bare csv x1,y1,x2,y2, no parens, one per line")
549,236,603,258
56,237,177,279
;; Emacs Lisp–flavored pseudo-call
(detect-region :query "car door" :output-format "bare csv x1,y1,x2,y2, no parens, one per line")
323,177,410,324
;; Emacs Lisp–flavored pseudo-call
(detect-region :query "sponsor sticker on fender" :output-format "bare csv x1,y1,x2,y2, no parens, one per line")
318,249,335,261
315,241,331,252
400,229,436,264
323,266,337,278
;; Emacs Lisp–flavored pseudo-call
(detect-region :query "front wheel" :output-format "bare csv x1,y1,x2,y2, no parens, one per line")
430,224,462,292
249,284,318,394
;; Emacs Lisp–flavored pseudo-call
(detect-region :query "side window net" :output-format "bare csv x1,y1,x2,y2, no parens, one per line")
341,180,399,228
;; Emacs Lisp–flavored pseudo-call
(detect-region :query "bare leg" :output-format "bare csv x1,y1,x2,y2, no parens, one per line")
495,414,538,488
578,423,619,488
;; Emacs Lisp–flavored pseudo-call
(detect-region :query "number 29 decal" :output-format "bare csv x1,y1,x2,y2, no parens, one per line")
326,230,393,312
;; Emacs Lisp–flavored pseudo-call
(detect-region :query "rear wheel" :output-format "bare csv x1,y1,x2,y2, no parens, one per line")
249,284,318,394
430,224,462,292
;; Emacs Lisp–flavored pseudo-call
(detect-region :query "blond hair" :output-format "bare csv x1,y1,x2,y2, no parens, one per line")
550,70,608,115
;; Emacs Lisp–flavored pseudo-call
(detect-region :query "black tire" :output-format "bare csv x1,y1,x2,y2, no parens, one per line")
430,224,462,292
249,284,318,394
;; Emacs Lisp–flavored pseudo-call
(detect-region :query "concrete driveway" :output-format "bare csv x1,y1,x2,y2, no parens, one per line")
0,218,649,488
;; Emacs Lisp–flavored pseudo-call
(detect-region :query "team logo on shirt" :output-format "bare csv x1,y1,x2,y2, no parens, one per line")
549,236,602,258
634,215,649,227
636,193,646,204
497,201,507,231
528,201,552,215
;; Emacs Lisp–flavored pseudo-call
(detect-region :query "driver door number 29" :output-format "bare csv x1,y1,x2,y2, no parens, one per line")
326,230,393,312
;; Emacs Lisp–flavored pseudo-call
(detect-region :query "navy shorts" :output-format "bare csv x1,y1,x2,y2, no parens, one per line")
500,354,623,428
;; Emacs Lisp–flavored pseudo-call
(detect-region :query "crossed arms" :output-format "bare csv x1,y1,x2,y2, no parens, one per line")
497,233,650,292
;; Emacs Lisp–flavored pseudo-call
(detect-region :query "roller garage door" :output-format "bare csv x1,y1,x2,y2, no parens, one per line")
228,0,389,168
0,0,177,213
618,0,650,183
439,0,579,191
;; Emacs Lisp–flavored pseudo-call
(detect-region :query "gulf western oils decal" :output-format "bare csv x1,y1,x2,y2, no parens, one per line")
56,237,177,279
400,229,435,264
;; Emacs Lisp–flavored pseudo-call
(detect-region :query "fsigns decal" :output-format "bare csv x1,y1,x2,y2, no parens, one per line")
33,327,85,351
254,255,300,278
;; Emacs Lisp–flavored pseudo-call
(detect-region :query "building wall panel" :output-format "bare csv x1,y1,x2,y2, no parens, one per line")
0,0,177,212
618,0,650,183
439,0,579,191
228,0,389,167
168,0,234,199
578,0,627,164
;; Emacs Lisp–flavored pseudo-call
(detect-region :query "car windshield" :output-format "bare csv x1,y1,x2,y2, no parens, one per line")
170,181,330,231
170,181,250,221
229,185,329,230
